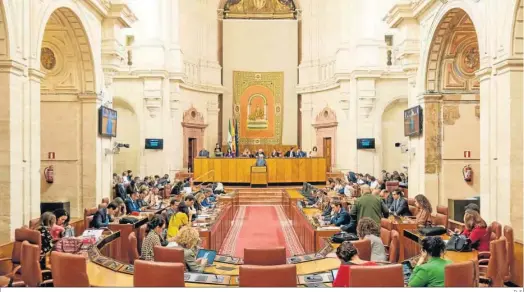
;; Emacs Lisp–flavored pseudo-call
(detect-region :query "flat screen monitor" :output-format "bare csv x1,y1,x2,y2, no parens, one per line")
145,139,163,150
98,106,117,137
357,138,375,149
404,105,423,137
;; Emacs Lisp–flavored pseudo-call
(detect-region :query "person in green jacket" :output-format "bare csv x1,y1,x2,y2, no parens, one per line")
408,236,452,287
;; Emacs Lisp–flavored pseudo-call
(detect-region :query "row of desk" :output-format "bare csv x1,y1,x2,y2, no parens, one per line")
84,189,478,287
193,158,327,184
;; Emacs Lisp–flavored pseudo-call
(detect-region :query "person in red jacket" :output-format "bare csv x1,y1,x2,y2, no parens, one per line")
332,241,377,287
459,210,490,252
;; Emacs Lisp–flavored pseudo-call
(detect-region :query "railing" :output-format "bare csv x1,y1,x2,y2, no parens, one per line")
192,170,215,189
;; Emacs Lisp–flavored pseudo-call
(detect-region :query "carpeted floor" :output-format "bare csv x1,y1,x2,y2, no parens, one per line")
220,206,304,258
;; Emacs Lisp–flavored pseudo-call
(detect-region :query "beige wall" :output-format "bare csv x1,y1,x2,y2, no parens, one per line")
113,99,140,175
223,20,298,145
381,100,408,172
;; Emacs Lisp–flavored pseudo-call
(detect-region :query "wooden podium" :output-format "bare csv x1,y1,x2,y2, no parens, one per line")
250,166,268,187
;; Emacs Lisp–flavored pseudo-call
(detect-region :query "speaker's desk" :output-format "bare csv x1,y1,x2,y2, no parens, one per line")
193,157,326,184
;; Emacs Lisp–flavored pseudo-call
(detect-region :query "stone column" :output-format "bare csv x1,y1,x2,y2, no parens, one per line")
79,93,99,211
356,78,377,174
347,79,358,171
492,58,523,238
167,0,183,73
206,99,220,151
28,68,45,224
476,66,494,225
0,60,25,242
143,77,164,175
170,89,182,172
418,93,443,209
300,95,313,151
336,81,352,171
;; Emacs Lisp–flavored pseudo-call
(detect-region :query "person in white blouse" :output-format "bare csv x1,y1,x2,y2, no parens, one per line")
369,176,380,189
308,146,318,158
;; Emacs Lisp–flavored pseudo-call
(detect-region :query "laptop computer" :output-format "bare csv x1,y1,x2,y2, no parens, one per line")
402,260,414,285
196,249,217,266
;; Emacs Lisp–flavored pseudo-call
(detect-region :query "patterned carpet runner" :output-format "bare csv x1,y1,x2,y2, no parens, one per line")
219,206,304,257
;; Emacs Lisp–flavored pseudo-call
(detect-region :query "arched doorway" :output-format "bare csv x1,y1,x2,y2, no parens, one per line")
182,107,207,172
113,98,140,174
424,8,481,207
312,107,337,172
381,99,408,172
39,7,97,218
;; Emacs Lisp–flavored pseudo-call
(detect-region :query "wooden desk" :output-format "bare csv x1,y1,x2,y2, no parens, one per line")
403,229,478,263
250,166,268,186
193,158,326,184
387,216,418,261
105,217,148,262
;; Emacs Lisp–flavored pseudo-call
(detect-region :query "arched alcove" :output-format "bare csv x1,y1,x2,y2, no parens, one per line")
312,107,337,172
39,7,97,218
381,99,409,172
113,98,140,175
182,107,208,171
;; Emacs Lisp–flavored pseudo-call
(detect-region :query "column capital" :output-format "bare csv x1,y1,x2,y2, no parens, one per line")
78,92,101,103
418,93,443,103
28,68,45,82
0,59,26,76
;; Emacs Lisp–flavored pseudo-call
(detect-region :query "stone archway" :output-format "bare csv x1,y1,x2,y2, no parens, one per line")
312,107,337,171
113,98,140,175
423,8,481,207
39,7,98,218
182,107,208,171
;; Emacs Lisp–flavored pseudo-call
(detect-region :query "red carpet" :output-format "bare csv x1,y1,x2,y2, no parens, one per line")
220,206,304,258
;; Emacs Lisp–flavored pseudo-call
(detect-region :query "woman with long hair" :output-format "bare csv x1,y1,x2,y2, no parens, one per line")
332,241,377,287
38,212,56,269
167,203,190,239
408,236,451,287
175,227,207,272
461,210,490,251
414,194,432,226
112,197,127,217
140,215,170,261
356,217,387,262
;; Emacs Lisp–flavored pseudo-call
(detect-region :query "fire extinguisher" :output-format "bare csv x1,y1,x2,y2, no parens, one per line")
44,166,54,184
462,165,472,183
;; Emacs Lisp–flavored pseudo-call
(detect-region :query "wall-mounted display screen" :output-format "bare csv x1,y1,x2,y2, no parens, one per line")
357,138,375,150
404,105,423,137
145,139,163,150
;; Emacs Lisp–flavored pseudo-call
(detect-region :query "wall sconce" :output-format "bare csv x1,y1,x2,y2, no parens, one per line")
126,35,135,67
385,35,393,66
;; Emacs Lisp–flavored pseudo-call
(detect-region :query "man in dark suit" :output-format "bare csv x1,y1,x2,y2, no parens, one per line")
329,202,351,227
91,202,117,229
125,192,144,214
381,189,394,209
198,148,210,158
284,147,296,158
114,177,127,199
389,190,411,217
296,148,306,158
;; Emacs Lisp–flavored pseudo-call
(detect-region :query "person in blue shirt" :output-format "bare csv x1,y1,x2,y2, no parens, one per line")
201,190,213,208
330,201,351,227
255,153,266,167
125,192,144,214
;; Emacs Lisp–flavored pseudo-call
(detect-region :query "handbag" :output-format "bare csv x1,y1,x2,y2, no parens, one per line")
330,232,358,243
54,237,84,254
446,234,472,252
418,226,446,236
119,217,139,224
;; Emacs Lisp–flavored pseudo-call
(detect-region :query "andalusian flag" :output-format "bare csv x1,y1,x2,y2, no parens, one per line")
234,119,240,157
231,119,236,154
228,119,233,152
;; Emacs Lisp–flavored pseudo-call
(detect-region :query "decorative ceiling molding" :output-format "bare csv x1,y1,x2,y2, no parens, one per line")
223,0,296,19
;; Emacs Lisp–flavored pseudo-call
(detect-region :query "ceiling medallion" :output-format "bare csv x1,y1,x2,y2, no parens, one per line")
41,47,56,70
462,46,479,73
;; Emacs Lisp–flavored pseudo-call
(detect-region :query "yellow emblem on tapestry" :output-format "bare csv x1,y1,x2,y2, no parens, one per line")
247,94,268,129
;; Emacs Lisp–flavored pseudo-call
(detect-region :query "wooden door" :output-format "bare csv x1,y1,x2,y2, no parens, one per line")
188,138,196,172
323,137,332,172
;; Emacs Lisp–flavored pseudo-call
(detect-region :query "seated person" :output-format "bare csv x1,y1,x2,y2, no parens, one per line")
125,192,146,214
380,189,394,209
332,241,377,287
112,197,127,217
184,195,197,221
167,203,190,239
270,148,279,158
356,217,387,262
329,202,351,227
242,148,251,157
141,215,172,261
458,210,490,252
137,189,150,208
255,153,266,167
91,202,117,229
389,190,411,217
198,148,210,158
408,236,451,287
175,227,208,272
165,198,178,223
51,209,71,239
224,149,235,158
414,194,432,226
200,190,213,208
38,212,56,269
